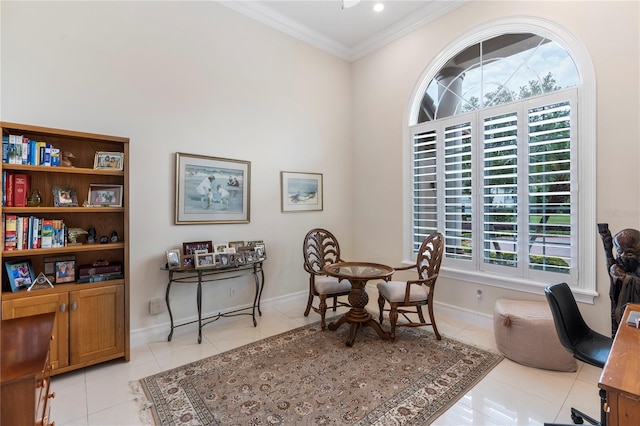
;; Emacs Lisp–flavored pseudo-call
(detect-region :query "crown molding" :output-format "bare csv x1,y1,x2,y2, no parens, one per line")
218,0,467,62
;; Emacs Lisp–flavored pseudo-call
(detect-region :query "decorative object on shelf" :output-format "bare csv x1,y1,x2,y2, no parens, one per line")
28,272,54,291
27,189,42,207
183,241,213,256
87,227,97,244
247,240,266,259
181,255,195,269
87,184,123,207
4,259,35,292
99,235,109,244
55,260,76,283
61,151,76,167
93,151,124,170
43,255,75,283
195,252,216,268
280,171,323,213
166,248,181,270
175,152,251,224
216,253,234,267
110,230,119,242
67,227,88,245
52,186,78,207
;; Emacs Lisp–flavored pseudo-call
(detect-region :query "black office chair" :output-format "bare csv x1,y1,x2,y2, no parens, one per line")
544,282,613,426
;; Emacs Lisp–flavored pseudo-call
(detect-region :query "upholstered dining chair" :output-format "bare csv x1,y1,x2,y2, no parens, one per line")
544,282,613,426
303,228,351,330
377,232,444,341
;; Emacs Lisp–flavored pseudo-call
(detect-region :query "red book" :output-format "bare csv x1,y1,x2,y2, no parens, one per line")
5,172,14,207
13,174,30,207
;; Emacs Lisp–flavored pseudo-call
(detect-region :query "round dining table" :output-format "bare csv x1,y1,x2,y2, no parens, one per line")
323,261,394,347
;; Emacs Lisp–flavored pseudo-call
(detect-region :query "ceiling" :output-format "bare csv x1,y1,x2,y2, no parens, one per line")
219,0,467,61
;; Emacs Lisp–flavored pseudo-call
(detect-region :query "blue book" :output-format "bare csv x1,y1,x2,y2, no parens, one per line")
29,140,38,165
2,136,8,163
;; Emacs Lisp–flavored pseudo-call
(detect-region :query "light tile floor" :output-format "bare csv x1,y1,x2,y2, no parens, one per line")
50,290,603,425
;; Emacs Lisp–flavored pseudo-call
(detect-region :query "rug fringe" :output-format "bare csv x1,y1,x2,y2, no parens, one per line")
129,380,157,426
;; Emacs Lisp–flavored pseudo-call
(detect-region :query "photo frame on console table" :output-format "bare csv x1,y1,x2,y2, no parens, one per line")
175,152,250,224
280,171,323,212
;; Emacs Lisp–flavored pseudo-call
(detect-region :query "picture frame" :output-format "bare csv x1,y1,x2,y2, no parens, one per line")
44,255,75,283
280,171,323,212
183,241,213,256
175,152,251,224
52,186,78,207
214,243,228,253
216,253,234,268
181,255,195,269
55,260,76,283
4,259,36,292
94,151,124,170
228,241,245,251
166,248,181,270
88,184,123,207
195,252,216,268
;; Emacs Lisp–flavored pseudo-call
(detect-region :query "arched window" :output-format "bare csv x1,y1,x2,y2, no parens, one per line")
406,19,596,301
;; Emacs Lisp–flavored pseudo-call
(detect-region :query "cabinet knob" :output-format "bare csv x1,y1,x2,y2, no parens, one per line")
71,301,78,311
48,392,56,399
603,402,610,413
60,303,66,312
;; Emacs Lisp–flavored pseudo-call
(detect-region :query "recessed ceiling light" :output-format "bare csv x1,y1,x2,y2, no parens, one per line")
373,3,384,12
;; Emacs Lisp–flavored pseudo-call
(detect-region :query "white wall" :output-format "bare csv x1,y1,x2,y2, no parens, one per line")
351,0,640,334
0,1,354,340
2,1,638,340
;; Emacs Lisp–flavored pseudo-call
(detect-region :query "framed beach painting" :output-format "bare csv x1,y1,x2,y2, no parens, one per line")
175,152,251,224
280,171,323,212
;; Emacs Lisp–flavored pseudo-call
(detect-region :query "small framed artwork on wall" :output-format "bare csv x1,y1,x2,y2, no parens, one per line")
280,171,323,212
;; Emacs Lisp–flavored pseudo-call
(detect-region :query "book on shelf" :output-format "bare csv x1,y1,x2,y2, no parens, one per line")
13,173,30,207
40,219,54,249
78,262,123,277
5,171,14,207
2,136,8,163
4,214,17,251
50,148,60,166
76,271,124,284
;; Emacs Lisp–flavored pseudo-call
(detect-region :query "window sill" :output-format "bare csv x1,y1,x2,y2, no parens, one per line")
439,266,598,304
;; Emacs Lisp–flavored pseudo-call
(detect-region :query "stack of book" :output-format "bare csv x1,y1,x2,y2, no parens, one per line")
2,134,60,166
4,215,67,250
76,262,123,283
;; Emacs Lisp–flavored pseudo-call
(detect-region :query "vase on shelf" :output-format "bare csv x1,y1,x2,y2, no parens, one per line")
27,189,42,207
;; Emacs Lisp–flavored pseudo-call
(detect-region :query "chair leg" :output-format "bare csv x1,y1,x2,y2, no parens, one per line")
389,304,398,341
318,295,328,330
378,295,385,324
427,300,441,340
332,295,338,312
304,292,314,317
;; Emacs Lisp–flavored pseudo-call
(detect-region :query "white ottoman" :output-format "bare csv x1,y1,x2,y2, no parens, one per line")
494,299,577,372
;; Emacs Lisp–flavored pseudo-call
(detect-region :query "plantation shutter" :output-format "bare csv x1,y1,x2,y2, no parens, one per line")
412,129,438,253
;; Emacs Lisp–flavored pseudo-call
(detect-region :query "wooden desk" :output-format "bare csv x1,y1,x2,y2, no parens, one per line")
1,312,56,426
599,303,640,425
323,262,394,347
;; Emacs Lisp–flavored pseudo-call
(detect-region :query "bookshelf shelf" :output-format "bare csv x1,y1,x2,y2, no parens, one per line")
1,121,130,376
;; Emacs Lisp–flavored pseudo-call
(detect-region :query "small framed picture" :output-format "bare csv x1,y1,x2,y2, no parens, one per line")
52,186,78,207
94,151,124,170
181,255,195,269
166,248,181,269
183,241,213,256
214,243,228,253
216,253,233,267
280,171,323,212
44,255,75,283
228,241,245,251
55,260,76,283
4,260,36,292
88,184,123,207
195,252,216,268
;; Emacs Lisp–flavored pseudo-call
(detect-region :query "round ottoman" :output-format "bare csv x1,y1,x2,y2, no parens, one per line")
494,299,577,372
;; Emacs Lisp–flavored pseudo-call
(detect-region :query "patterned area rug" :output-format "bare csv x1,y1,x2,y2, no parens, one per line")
132,322,502,425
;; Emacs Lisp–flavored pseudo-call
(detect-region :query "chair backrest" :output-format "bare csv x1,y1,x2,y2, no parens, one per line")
417,232,444,281
545,282,592,353
303,228,342,275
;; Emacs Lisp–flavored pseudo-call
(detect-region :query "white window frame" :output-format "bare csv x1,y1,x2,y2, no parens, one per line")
403,17,597,303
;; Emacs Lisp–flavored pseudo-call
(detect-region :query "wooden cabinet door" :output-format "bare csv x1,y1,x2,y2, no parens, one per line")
69,285,125,365
2,293,69,370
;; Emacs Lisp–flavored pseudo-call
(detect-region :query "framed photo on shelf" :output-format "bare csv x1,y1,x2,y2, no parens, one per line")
195,252,216,268
44,255,76,283
4,259,36,292
55,260,76,283
214,243,228,253
52,186,78,207
175,152,251,224
280,171,323,212
166,248,181,270
88,184,123,207
183,241,213,256
94,151,124,170
216,253,234,267
181,255,195,269
228,241,245,251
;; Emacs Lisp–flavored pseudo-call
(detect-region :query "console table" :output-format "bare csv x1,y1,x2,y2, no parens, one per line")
164,259,265,343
